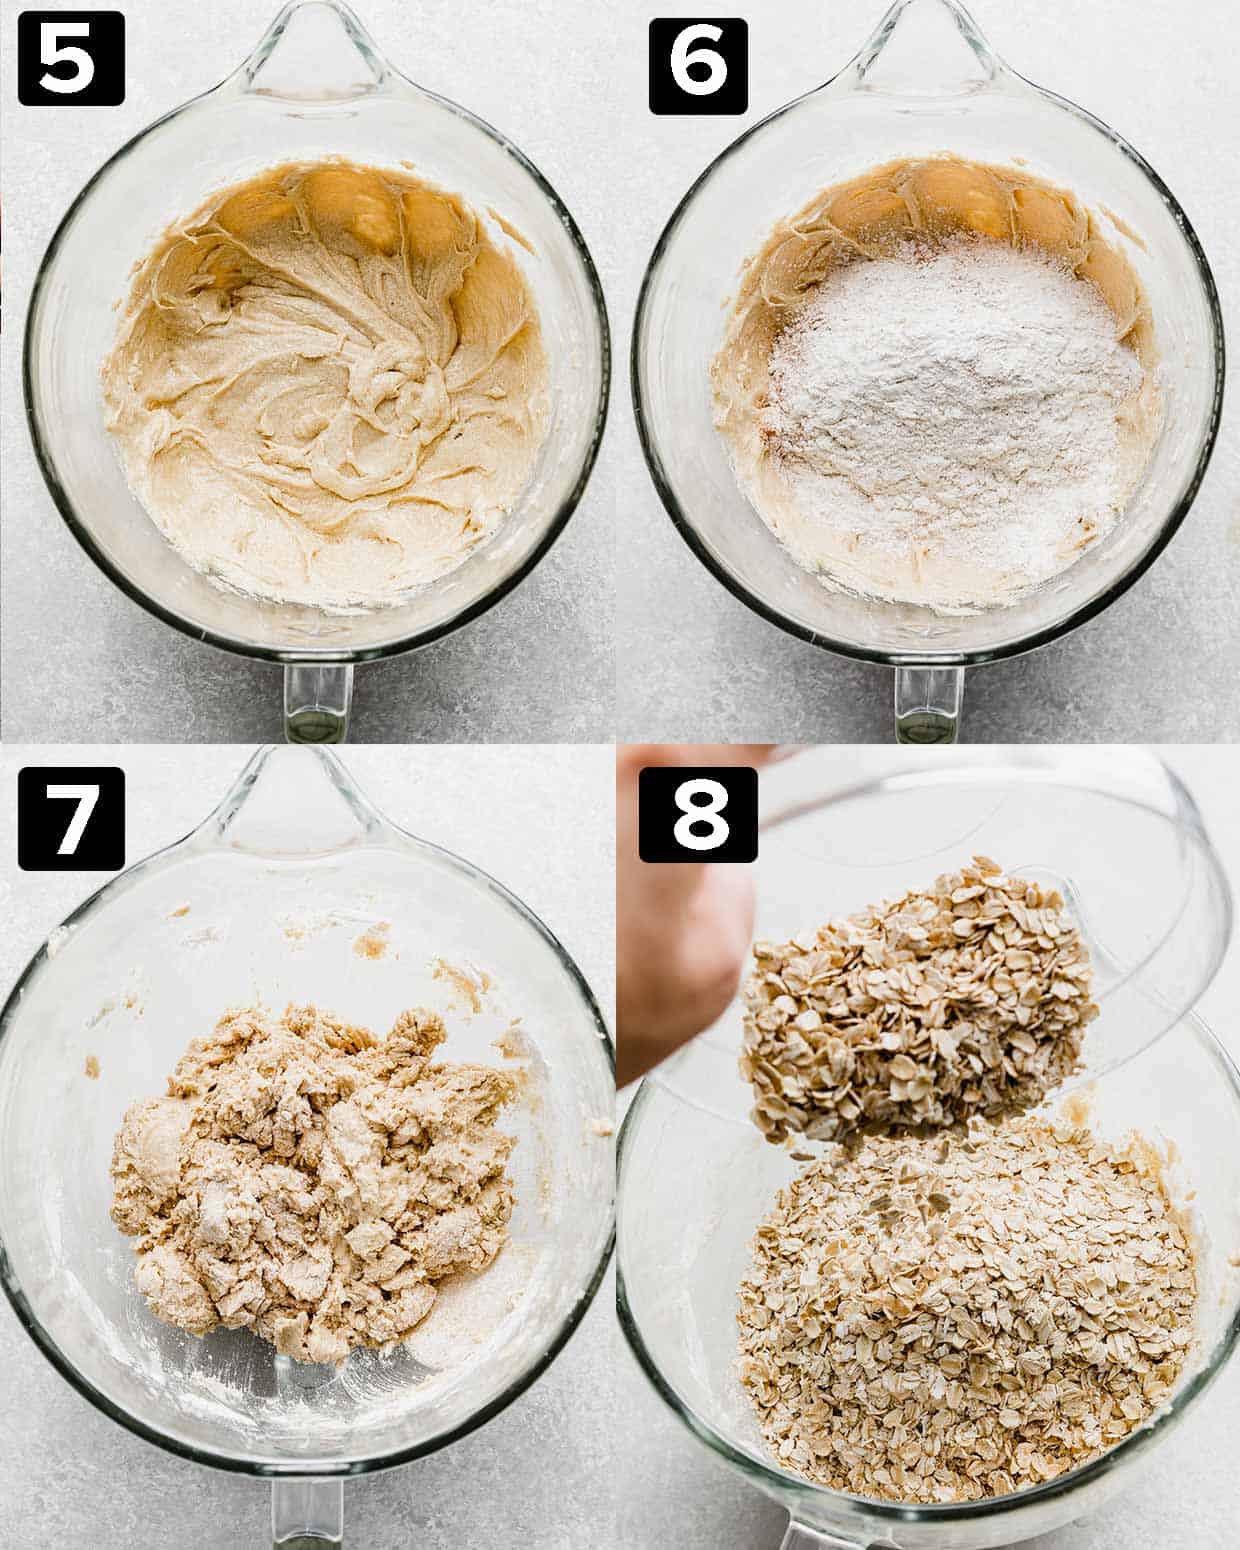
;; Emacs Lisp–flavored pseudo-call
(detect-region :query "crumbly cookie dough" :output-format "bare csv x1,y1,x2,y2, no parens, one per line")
110,1004,517,1364
102,160,548,609
712,155,1160,612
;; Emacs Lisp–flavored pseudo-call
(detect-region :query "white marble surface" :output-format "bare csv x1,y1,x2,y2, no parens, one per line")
614,0,1240,743
615,746,1240,1548
0,744,616,1548
0,0,617,743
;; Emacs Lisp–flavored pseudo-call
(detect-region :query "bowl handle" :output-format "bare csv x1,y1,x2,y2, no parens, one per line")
781,1522,870,1550
284,665,354,744
272,1479,343,1549
230,0,391,102
839,0,1008,98
893,665,964,744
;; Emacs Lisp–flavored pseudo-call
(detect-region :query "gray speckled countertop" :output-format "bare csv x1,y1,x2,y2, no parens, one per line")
6,0,1237,745
2,740,1240,1550
614,0,1240,743
0,0,616,744
0,745,616,1548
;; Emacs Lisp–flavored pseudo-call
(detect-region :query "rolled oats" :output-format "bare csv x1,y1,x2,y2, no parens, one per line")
741,857,1097,1144
737,1115,1197,1503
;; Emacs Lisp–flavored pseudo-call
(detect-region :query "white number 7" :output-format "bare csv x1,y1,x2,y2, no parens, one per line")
39,21,96,95
46,784,100,856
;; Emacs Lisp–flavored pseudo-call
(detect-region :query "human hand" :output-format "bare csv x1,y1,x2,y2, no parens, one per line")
616,744,778,1087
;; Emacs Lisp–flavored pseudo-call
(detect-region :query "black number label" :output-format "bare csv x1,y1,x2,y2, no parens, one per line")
17,11,126,105
638,766,758,862
649,19,748,116
18,767,125,871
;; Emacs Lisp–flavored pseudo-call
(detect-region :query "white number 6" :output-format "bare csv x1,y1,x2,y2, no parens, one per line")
39,21,96,95
670,23,727,97
47,784,100,856
673,778,730,852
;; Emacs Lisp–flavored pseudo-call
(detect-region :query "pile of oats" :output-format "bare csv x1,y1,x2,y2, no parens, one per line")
741,856,1097,1144
737,1115,1196,1503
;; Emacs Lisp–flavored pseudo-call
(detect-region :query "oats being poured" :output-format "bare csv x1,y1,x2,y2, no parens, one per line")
737,1114,1197,1503
110,1004,516,1365
741,857,1097,1144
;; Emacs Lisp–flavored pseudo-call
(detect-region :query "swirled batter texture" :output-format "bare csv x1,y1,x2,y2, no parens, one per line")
102,160,548,609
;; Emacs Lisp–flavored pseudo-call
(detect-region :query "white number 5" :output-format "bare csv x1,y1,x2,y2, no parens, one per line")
39,21,96,95
47,784,100,856
672,778,730,852
670,23,727,97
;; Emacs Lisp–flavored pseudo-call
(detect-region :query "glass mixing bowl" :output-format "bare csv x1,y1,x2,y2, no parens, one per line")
0,748,615,1547
617,748,1240,1548
23,0,610,743
632,0,1224,743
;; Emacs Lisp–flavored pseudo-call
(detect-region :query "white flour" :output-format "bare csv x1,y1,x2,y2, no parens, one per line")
765,239,1152,609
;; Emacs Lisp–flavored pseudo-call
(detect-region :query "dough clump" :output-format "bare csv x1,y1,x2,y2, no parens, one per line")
110,1004,517,1364
102,159,548,609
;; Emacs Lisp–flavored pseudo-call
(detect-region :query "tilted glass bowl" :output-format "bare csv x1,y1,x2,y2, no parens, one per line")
0,747,615,1546
618,748,1240,1548
632,0,1224,743
23,0,610,742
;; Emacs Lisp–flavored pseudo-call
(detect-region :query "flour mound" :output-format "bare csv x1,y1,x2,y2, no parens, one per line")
763,238,1153,610
110,1004,516,1365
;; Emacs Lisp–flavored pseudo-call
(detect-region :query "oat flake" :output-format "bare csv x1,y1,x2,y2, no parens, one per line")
741,856,1097,1144
737,1114,1196,1503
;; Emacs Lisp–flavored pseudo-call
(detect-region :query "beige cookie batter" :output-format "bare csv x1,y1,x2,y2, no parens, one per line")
110,1004,516,1364
102,160,548,609
712,155,1160,611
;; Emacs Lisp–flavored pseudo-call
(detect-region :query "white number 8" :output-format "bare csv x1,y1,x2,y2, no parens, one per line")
670,23,728,97
673,778,730,852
